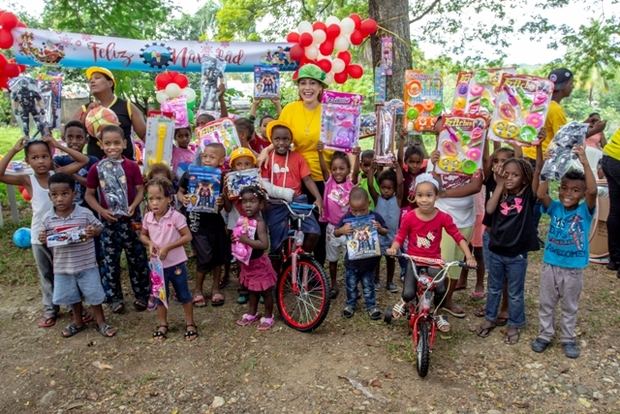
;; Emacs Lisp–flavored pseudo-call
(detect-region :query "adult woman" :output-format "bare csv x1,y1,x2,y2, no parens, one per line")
602,128,620,277
77,67,146,160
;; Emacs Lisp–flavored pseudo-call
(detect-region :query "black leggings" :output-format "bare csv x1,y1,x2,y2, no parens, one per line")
402,262,446,306
303,180,326,266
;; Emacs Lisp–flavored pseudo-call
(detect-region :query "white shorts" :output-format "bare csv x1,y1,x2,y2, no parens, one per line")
326,223,346,263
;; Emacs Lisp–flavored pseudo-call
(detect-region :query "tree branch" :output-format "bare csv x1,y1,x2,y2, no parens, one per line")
409,0,441,24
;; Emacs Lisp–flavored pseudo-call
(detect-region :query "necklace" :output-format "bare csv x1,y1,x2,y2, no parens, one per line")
302,104,318,137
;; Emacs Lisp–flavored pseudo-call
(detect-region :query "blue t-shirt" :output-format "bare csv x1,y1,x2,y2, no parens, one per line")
54,154,99,206
543,200,594,269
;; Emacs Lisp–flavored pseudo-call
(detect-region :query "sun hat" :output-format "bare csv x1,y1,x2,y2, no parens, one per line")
293,63,327,87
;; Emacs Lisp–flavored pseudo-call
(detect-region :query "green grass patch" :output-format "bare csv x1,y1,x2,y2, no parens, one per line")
0,219,38,286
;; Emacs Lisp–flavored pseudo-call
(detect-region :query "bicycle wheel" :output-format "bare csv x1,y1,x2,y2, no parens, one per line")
276,255,330,332
415,318,431,377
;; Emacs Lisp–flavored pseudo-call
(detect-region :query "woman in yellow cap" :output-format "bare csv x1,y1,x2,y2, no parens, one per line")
76,67,146,160
602,129,620,277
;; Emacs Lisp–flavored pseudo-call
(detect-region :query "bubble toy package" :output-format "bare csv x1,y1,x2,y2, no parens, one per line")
540,121,589,181
453,68,516,119
403,70,443,133
96,158,129,217
320,90,363,153
46,224,87,247
144,111,175,169
254,65,280,99
435,115,487,176
161,96,189,129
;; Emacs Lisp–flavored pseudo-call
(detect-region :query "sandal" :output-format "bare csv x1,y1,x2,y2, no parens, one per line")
504,329,520,345
97,323,117,337
62,323,86,338
473,306,485,318
475,322,496,338
38,316,57,328
192,294,207,307
133,300,147,312
153,325,168,340
470,290,485,300
236,313,260,326
436,315,451,333
257,316,275,331
211,293,225,307
184,324,199,341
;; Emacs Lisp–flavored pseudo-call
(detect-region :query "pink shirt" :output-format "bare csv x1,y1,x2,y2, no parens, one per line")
142,208,188,268
395,209,464,260
321,175,354,225
172,146,196,177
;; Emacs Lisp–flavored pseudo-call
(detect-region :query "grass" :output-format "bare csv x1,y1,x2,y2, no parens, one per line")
0,219,39,285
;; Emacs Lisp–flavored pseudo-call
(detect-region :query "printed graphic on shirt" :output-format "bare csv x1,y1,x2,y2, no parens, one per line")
416,231,437,249
500,196,523,215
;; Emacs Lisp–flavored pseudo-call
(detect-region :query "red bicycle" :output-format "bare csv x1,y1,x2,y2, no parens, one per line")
384,254,468,377
272,201,330,332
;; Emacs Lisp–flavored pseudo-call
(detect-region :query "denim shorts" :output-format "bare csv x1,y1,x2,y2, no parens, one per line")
265,195,320,253
162,262,192,304
53,267,106,306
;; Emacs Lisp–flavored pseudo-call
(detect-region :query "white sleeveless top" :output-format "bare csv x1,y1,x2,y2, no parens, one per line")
29,173,54,245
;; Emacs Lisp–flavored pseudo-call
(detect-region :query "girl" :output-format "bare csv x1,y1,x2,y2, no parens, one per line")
318,145,357,299
171,127,196,178
0,136,88,327
369,165,403,293
234,186,278,331
248,96,282,153
476,151,541,345
399,144,427,210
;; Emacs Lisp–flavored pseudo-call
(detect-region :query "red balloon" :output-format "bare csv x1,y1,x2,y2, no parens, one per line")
4,63,18,78
20,187,31,201
0,30,13,49
360,19,378,36
312,22,327,31
350,30,364,45
326,24,341,39
16,21,26,28
155,74,168,90
17,64,25,72
0,54,6,69
299,32,313,47
286,32,300,43
0,76,8,90
350,14,362,29
0,12,18,31
289,44,304,62
337,51,351,65
347,64,363,79
319,40,334,56
334,71,348,84
173,73,189,88
317,59,332,73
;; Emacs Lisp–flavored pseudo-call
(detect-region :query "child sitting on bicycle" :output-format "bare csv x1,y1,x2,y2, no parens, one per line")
386,173,477,332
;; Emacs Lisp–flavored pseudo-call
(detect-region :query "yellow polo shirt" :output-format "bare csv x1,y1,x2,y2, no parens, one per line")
603,129,620,160
524,100,567,160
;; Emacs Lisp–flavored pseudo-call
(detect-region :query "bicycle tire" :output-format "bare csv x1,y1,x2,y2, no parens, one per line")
415,318,431,378
276,254,330,332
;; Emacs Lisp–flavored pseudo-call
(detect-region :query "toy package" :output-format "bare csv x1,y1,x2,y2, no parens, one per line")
403,70,443,133
96,158,129,217
374,65,386,104
380,36,393,76
488,74,554,146
161,96,189,128
344,214,381,260
37,72,62,131
254,65,280,99
320,90,363,152
46,224,87,247
199,57,227,111
144,111,175,169
541,121,589,181
374,104,397,165
451,71,473,115
231,216,258,265
435,115,487,176
453,68,516,119
225,168,263,200
359,113,377,138
186,165,221,213
149,257,167,309
196,118,241,163
9,76,49,138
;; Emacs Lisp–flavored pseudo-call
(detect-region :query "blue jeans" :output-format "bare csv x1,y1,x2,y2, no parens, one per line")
345,266,376,309
486,250,528,328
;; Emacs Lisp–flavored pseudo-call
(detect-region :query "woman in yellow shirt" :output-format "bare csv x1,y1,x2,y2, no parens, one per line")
602,129,620,276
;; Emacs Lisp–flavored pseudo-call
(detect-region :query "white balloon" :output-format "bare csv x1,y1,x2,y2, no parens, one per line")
334,35,350,52
305,45,319,60
324,73,334,85
325,16,339,26
156,91,167,104
183,87,196,102
165,83,182,98
297,20,313,34
332,58,345,74
340,17,355,35
312,29,326,45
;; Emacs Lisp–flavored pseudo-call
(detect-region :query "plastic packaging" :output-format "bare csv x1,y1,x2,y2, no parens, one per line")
196,118,241,164
231,216,258,265
149,257,167,308
435,115,487,176
9,76,49,138
186,165,222,213
199,57,226,111
540,121,589,181
320,90,363,152
344,214,381,260
96,158,129,217
254,65,280,98
403,70,443,133
225,168,263,200
144,111,175,169
374,104,396,165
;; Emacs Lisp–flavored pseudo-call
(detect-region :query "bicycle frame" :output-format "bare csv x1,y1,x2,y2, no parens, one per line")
279,201,316,295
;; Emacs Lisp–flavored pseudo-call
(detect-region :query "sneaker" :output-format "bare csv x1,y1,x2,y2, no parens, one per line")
368,307,382,320
562,342,581,359
386,283,399,293
531,338,551,353
606,261,618,271
342,305,355,318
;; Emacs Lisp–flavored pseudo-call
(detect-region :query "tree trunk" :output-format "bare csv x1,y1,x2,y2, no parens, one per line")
368,0,412,101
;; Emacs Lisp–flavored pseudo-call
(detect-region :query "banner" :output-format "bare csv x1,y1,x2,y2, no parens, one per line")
12,28,298,73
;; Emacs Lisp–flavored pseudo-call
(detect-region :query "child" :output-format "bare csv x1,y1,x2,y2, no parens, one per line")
334,187,388,319
318,145,357,299
261,120,323,259
234,117,254,149
352,149,380,210
54,120,99,207
140,177,197,341
171,126,196,179
399,144,427,209
39,173,116,337
234,186,278,330
531,146,596,358
248,97,282,153
85,125,150,314
369,165,403,293
195,112,215,130
0,136,88,327
177,142,229,307
476,153,541,345
387,174,476,332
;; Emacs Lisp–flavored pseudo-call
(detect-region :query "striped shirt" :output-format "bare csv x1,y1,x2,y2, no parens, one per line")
43,205,102,275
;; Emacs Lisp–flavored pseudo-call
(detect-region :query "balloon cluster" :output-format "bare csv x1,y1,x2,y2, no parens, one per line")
154,71,197,124
0,11,27,90
287,14,378,84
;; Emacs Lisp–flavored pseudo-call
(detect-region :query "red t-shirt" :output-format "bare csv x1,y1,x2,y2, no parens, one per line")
395,209,464,260
261,150,310,196
86,157,142,208
249,133,271,154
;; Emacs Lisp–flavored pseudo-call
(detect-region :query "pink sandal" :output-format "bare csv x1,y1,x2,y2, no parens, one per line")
236,313,260,326
257,316,275,331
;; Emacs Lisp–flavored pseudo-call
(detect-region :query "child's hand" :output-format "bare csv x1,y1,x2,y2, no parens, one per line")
84,225,97,239
148,243,159,257
537,126,547,141
215,196,224,208
340,223,353,235
466,256,477,269
100,209,118,223
127,205,137,217
271,97,281,106
38,229,47,244
494,165,506,186
42,134,56,148
217,83,226,99
372,220,382,230
238,234,252,244
386,247,397,256
573,145,588,165
159,246,169,260
313,198,323,216
430,150,440,165
317,141,325,152
11,138,26,153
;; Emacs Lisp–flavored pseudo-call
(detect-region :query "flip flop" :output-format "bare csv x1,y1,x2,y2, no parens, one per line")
192,294,207,307
257,316,275,331
470,290,486,300
184,324,199,341
473,306,486,318
504,329,520,345
211,293,225,307
475,323,496,338
38,316,57,328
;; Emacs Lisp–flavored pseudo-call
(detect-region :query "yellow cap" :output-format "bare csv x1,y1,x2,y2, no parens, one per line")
85,66,115,84
265,120,292,142
229,147,257,166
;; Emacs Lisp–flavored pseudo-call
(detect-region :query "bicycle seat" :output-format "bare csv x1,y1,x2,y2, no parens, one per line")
290,202,314,211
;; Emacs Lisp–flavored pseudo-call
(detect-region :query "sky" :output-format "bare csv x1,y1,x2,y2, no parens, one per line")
2,0,619,65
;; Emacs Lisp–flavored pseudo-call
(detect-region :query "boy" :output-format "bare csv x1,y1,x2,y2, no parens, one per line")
352,149,380,210
85,125,150,314
334,187,388,320
40,173,117,337
532,145,597,358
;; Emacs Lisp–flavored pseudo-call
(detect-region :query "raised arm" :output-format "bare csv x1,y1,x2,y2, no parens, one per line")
531,143,543,195
317,141,330,182
367,164,380,205
394,160,404,207
574,145,597,210
0,138,29,186
46,136,88,175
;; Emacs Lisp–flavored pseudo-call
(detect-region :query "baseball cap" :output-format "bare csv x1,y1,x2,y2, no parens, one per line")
229,147,257,166
85,67,115,84
293,63,327,87
548,68,573,90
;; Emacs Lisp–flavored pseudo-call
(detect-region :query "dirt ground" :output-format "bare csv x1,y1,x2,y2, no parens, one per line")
1,229,619,413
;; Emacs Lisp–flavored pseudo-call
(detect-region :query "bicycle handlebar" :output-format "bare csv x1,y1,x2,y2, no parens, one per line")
276,200,316,219
393,253,475,270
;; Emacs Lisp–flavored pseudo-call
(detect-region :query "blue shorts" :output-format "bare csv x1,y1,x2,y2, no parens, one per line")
161,262,192,304
53,267,106,306
264,195,320,253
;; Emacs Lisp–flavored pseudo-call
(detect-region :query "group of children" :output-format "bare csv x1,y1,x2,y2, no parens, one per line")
0,103,599,359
